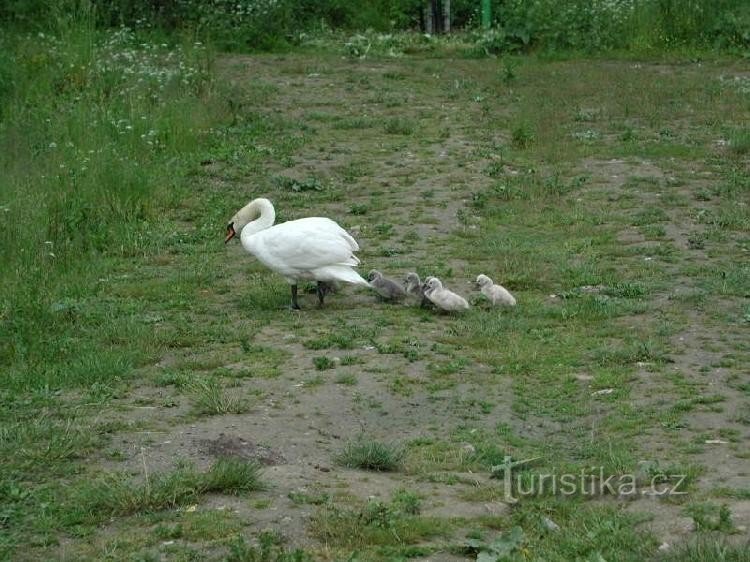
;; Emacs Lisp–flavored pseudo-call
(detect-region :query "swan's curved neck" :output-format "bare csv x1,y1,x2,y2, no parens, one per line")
238,198,276,239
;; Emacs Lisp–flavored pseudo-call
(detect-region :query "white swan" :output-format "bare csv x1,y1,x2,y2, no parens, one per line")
225,198,368,309
476,274,516,307
424,277,470,312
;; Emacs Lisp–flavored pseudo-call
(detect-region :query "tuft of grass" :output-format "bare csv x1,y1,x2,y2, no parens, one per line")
391,488,422,515
511,123,535,148
271,175,324,192
340,355,362,366
75,459,263,520
337,437,405,472
309,497,450,550
383,118,415,135
349,203,369,215
728,128,750,155
188,379,249,415
332,116,373,130
229,534,312,562
687,502,736,533
153,510,243,542
0,417,99,470
313,356,335,370
659,537,750,561
288,490,330,505
334,373,357,385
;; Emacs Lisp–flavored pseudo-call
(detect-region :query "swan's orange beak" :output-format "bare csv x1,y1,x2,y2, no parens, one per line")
224,225,236,243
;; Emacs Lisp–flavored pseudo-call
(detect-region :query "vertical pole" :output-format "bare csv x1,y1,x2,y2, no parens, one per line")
424,1,434,33
481,0,491,29
443,0,451,33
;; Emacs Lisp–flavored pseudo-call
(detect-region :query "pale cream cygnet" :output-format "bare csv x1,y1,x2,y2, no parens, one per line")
476,274,516,307
424,277,470,311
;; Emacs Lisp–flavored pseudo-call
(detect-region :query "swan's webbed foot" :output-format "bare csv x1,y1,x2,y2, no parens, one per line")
290,284,301,310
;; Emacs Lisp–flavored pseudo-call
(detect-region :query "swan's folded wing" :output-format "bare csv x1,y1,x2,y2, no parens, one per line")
252,218,360,274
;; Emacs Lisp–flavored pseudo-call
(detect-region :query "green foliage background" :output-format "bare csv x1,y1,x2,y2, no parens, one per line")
1,0,748,53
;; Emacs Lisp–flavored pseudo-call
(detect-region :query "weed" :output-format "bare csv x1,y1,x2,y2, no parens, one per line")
337,437,405,472
391,488,422,515
335,373,357,385
511,123,535,148
288,490,330,505
313,356,335,370
659,538,750,562
688,503,736,533
309,496,450,549
75,459,263,519
501,59,519,82
349,203,369,215
272,176,324,192
728,128,750,155
464,526,525,561
384,118,416,135
228,532,311,562
188,379,249,415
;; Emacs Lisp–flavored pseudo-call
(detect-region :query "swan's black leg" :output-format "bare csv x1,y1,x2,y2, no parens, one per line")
316,281,327,307
290,284,301,310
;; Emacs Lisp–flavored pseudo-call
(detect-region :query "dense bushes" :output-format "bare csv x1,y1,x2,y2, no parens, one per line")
476,0,750,54
2,0,748,54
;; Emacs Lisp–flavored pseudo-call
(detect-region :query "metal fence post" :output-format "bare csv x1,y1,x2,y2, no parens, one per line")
481,0,491,29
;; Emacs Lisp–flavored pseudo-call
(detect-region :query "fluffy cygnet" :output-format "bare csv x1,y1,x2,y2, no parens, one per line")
404,272,423,298
369,270,406,301
476,274,516,306
424,277,470,311
404,272,432,307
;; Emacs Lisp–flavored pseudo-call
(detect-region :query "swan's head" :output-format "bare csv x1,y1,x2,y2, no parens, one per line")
425,277,442,292
225,198,274,243
368,270,382,282
476,274,492,288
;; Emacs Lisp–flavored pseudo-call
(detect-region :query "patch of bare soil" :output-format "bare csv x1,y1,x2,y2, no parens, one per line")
198,434,286,465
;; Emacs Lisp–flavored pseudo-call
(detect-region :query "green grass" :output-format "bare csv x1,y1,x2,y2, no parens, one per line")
658,538,750,561
337,438,405,472
309,495,450,551
188,378,251,415
383,117,416,135
228,533,311,561
2,12,749,561
312,356,336,370
73,458,263,520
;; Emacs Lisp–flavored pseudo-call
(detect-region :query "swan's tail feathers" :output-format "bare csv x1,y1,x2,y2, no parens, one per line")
316,266,370,287
341,231,360,252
